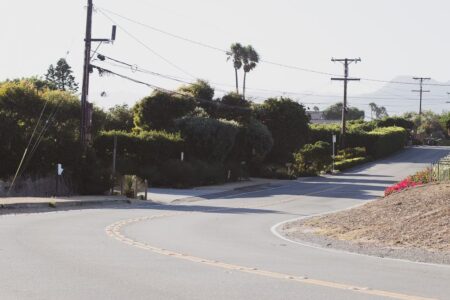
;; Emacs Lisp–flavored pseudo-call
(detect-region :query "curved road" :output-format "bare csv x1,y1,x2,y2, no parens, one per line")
1,146,449,300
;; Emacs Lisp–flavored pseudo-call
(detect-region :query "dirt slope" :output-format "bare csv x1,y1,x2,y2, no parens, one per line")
286,183,450,253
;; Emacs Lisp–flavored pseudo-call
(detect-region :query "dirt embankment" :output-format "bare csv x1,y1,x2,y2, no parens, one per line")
283,183,450,264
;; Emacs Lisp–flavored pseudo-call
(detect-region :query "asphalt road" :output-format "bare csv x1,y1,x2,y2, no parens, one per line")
0,146,449,300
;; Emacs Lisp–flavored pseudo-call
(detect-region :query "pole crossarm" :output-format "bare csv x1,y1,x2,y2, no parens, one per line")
412,77,431,117
331,57,361,149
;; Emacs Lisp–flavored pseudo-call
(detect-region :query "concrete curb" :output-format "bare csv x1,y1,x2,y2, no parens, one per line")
0,199,133,211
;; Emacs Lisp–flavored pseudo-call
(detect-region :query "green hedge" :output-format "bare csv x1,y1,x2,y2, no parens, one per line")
334,157,372,171
366,127,407,158
294,141,332,175
176,117,240,162
94,130,184,176
310,124,407,159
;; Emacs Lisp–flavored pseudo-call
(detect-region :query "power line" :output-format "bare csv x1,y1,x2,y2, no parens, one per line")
96,6,227,54
331,58,361,148
96,52,450,104
91,64,254,111
412,77,431,117
97,9,196,79
95,6,450,88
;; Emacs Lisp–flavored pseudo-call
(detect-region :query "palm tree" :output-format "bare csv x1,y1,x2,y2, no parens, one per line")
226,43,244,94
241,45,259,100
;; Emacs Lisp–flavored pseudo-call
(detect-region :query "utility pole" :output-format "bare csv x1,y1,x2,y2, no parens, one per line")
81,0,117,147
81,0,93,147
412,77,430,117
331,58,361,149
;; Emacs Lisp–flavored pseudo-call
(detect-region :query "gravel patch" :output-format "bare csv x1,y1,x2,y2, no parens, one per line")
282,183,450,265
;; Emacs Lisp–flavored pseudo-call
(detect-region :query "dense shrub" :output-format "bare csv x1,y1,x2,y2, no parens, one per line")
310,124,407,159
294,141,332,175
255,97,310,163
176,117,240,162
255,164,295,179
337,147,366,159
133,91,196,131
334,157,372,171
229,119,273,164
323,102,364,120
155,160,226,188
69,148,111,195
94,130,184,176
384,169,431,196
366,127,407,158
376,117,414,131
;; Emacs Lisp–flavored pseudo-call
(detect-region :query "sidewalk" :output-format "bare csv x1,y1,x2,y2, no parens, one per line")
0,178,286,211
141,177,285,204
0,195,130,210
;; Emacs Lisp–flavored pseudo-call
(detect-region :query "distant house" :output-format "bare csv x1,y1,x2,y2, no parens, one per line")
306,111,340,124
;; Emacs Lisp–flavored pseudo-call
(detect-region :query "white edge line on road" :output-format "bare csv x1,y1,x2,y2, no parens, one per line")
270,205,450,269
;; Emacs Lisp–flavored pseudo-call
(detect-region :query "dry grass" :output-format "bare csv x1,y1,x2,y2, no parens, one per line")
298,183,450,252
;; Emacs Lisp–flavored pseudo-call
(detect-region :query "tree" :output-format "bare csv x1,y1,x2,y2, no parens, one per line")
104,104,134,132
323,102,364,121
294,141,332,175
241,45,259,100
255,97,310,163
376,117,414,131
133,91,196,131
215,92,252,122
369,102,388,119
45,58,79,92
229,118,273,164
226,43,244,94
177,79,214,101
176,117,240,162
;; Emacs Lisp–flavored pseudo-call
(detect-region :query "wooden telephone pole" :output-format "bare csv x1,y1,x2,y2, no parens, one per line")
331,58,361,149
81,0,116,146
412,77,430,117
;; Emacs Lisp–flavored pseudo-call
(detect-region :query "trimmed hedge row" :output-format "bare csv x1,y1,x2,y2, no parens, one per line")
310,125,407,159
94,130,184,175
366,127,408,158
334,157,372,171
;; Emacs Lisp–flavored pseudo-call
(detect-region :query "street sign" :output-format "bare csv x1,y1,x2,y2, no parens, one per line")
57,164,64,176
332,134,337,143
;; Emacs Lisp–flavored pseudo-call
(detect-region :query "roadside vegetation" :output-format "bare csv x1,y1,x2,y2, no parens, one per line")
283,180,450,264
2,54,450,195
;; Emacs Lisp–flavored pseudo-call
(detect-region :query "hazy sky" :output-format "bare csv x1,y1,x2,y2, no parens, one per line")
2,0,450,115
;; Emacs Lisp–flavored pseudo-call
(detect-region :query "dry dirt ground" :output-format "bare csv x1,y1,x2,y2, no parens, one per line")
283,183,450,264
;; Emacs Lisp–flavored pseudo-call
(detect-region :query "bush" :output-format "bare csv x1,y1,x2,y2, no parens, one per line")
255,163,296,179
310,124,407,159
366,127,407,158
294,141,332,175
337,147,366,159
334,157,372,171
229,119,274,164
133,91,196,131
94,130,184,176
376,117,414,131
256,97,310,163
69,148,111,195
152,160,226,188
176,117,240,162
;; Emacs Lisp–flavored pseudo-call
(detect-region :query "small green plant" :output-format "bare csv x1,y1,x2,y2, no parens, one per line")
123,175,135,198
48,201,57,208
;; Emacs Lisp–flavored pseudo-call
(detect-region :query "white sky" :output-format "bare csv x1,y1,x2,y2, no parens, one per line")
2,0,450,115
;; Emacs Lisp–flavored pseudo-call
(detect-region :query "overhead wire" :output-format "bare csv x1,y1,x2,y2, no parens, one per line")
95,52,450,107
7,101,49,195
97,8,197,79
95,6,450,88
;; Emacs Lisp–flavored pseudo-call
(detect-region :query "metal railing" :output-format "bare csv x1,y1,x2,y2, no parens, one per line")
432,155,450,182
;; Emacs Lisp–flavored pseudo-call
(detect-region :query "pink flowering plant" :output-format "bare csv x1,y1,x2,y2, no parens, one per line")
384,168,431,197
